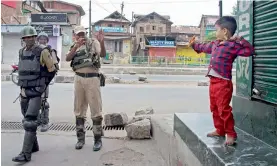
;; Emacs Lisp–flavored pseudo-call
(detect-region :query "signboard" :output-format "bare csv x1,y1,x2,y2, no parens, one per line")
33,25,54,36
236,0,253,98
52,25,60,36
149,40,174,47
31,13,67,24
33,25,61,36
95,26,127,33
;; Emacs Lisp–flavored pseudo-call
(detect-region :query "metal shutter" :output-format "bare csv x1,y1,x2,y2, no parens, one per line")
252,0,277,104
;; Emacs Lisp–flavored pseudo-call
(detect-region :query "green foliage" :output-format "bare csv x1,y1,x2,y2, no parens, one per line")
204,31,216,42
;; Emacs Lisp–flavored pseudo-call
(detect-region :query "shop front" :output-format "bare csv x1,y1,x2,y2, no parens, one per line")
146,37,176,64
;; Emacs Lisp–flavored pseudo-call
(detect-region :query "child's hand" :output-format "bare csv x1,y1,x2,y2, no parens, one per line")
188,36,196,47
230,36,243,42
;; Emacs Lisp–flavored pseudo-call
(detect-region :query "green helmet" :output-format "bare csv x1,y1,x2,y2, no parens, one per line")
21,26,37,39
37,31,49,40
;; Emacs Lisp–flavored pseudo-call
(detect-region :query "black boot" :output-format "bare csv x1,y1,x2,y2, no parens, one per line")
32,136,39,153
93,136,102,151
75,117,85,150
12,131,36,163
92,117,103,151
40,102,50,132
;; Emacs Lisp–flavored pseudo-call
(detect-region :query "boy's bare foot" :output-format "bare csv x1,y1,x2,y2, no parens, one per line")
224,136,237,146
207,131,224,137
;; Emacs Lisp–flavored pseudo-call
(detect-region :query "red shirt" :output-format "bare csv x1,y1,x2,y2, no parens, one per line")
192,38,254,79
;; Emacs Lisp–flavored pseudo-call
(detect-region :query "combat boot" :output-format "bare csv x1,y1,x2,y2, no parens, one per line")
32,136,39,153
75,117,85,150
93,136,102,151
12,131,36,163
92,117,103,151
40,101,50,132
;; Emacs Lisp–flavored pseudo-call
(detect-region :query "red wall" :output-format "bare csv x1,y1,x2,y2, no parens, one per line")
149,47,176,57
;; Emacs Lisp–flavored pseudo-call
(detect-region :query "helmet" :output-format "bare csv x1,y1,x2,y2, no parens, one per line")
37,31,49,40
21,26,37,39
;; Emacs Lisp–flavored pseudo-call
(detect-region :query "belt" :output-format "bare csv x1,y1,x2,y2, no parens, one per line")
75,72,99,78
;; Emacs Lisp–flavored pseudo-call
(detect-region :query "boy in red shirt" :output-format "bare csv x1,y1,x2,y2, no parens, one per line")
189,16,254,145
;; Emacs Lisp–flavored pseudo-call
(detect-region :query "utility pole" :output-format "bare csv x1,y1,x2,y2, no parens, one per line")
131,11,134,34
89,0,92,38
120,1,124,27
219,0,223,17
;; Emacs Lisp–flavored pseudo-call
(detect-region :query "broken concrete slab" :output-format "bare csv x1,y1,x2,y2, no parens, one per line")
125,119,151,139
109,76,121,83
197,80,209,86
104,113,128,127
135,107,154,116
128,115,151,124
129,71,136,75
138,75,147,81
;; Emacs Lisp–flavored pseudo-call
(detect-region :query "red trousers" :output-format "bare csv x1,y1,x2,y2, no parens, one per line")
209,76,237,138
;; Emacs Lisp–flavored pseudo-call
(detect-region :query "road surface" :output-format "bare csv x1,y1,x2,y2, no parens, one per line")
1,82,212,122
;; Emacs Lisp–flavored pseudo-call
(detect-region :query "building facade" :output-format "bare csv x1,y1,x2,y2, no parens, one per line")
43,0,85,26
131,12,175,64
1,0,47,64
198,15,219,42
92,11,131,64
171,25,206,66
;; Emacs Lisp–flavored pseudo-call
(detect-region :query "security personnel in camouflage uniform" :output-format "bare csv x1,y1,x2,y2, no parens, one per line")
36,32,60,132
12,26,57,163
66,26,105,151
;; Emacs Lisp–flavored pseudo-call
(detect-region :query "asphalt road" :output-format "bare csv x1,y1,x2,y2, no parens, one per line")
1,82,212,122
106,74,210,82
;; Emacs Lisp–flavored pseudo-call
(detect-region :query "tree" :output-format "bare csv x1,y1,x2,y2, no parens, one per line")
231,2,238,20
204,31,216,42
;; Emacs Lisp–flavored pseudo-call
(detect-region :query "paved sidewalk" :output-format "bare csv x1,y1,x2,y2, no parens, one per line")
2,131,166,166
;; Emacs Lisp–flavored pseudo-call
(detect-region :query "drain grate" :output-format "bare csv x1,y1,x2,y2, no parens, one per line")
1,121,125,132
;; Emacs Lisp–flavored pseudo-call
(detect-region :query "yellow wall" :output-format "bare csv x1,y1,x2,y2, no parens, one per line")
176,46,206,64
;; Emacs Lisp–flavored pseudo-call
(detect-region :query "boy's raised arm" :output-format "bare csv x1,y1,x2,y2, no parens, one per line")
188,36,214,54
191,42,214,54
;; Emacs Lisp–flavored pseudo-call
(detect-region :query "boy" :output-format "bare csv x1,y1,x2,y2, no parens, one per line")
188,16,254,145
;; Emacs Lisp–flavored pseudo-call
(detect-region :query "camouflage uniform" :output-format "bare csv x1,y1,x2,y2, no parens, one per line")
67,26,103,151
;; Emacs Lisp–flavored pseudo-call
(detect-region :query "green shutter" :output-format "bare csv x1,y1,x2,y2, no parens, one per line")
252,0,277,104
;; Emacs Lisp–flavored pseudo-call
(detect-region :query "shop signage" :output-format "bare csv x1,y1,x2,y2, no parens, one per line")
31,13,67,24
95,26,127,33
149,40,174,46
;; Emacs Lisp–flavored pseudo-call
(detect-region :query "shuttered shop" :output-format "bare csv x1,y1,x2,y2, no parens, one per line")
253,1,277,104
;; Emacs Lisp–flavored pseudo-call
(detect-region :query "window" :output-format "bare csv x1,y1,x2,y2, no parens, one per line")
158,27,163,33
152,26,156,30
140,27,144,33
140,38,142,42
108,24,113,27
114,42,117,52
122,25,125,28
119,41,122,52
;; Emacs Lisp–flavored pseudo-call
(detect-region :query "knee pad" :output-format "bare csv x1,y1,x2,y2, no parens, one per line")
23,119,38,132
